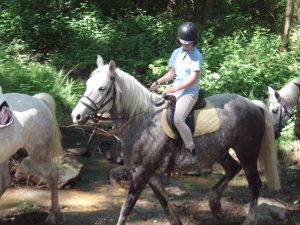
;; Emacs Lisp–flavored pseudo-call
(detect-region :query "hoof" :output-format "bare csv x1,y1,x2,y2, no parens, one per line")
46,213,63,225
242,208,257,225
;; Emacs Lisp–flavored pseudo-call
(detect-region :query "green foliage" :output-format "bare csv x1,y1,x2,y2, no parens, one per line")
201,27,297,99
0,0,70,54
49,9,177,85
289,25,300,73
0,0,299,129
0,53,83,123
276,118,297,160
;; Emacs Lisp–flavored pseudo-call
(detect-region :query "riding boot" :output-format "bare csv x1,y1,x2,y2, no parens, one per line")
180,148,197,167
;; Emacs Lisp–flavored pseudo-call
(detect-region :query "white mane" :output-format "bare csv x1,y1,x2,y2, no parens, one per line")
114,68,160,117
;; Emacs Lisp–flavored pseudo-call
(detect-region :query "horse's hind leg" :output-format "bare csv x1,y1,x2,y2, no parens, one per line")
0,161,11,198
209,153,241,216
238,153,262,225
24,154,61,224
148,176,183,225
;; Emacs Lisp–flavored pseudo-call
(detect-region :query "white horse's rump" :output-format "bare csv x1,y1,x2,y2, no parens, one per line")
0,91,62,224
0,85,4,105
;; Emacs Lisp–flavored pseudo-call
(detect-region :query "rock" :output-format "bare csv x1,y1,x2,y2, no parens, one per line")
55,155,84,188
109,166,130,185
165,186,188,197
65,147,87,156
243,197,293,225
14,155,83,188
181,168,212,176
289,141,300,166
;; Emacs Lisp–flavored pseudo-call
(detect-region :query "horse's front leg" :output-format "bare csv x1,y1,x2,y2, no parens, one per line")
117,166,151,225
149,176,183,225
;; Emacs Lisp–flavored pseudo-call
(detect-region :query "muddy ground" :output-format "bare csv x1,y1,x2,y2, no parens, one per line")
0,126,299,225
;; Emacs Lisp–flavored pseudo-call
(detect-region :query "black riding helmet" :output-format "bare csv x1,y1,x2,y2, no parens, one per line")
177,22,197,46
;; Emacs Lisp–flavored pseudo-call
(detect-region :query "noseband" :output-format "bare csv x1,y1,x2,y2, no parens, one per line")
79,78,116,114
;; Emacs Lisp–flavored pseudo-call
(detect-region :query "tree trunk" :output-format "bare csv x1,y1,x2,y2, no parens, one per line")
295,0,300,22
203,0,216,18
282,0,295,50
167,0,179,13
167,0,195,19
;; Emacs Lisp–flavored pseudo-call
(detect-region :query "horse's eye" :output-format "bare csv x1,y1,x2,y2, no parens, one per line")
272,108,278,113
98,87,106,91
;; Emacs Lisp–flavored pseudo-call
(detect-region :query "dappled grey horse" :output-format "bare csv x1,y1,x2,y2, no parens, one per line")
0,90,62,224
267,77,300,139
72,55,280,225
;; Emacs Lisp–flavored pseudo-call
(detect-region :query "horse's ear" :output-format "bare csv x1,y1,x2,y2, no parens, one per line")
293,82,300,90
96,55,104,67
274,90,281,101
268,86,281,101
268,86,275,95
109,60,117,79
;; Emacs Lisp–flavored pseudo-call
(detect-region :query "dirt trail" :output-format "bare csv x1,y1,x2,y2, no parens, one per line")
0,128,299,225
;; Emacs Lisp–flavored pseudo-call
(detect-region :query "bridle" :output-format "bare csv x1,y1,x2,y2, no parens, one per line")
79,77,116,115
271,98,293,135
277,99,293,118
79,77,167,141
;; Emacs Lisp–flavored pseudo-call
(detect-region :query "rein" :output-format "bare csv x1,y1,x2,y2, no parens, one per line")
277,98,293,117
274,98,293,133
89,110,150,138
91,117,131,138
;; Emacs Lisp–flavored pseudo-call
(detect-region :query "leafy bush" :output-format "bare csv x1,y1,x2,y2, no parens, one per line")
0,0,299,127
0,53,83,123
49,9,177,85
201,27,297,99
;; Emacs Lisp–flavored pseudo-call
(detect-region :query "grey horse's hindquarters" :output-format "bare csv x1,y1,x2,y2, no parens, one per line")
0,161,11,197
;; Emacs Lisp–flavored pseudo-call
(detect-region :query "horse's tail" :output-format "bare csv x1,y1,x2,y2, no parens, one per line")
34,93,63,158
252,100,281,190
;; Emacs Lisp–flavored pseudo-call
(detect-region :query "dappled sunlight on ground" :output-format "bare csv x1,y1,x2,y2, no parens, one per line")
0,149,299,224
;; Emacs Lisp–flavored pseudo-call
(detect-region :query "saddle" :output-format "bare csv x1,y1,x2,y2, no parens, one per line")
161,90,220,139
0,101,13,127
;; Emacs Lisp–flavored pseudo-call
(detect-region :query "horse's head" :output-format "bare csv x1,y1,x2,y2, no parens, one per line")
72,55,117,125
267,86,292,139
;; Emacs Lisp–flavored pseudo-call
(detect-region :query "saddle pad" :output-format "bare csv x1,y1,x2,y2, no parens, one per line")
161,100,221,139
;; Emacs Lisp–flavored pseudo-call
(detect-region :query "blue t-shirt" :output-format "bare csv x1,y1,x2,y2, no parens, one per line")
168,47,203,95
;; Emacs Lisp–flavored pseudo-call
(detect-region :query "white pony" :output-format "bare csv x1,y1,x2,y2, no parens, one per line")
0,86,62,224
267,77,300,138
